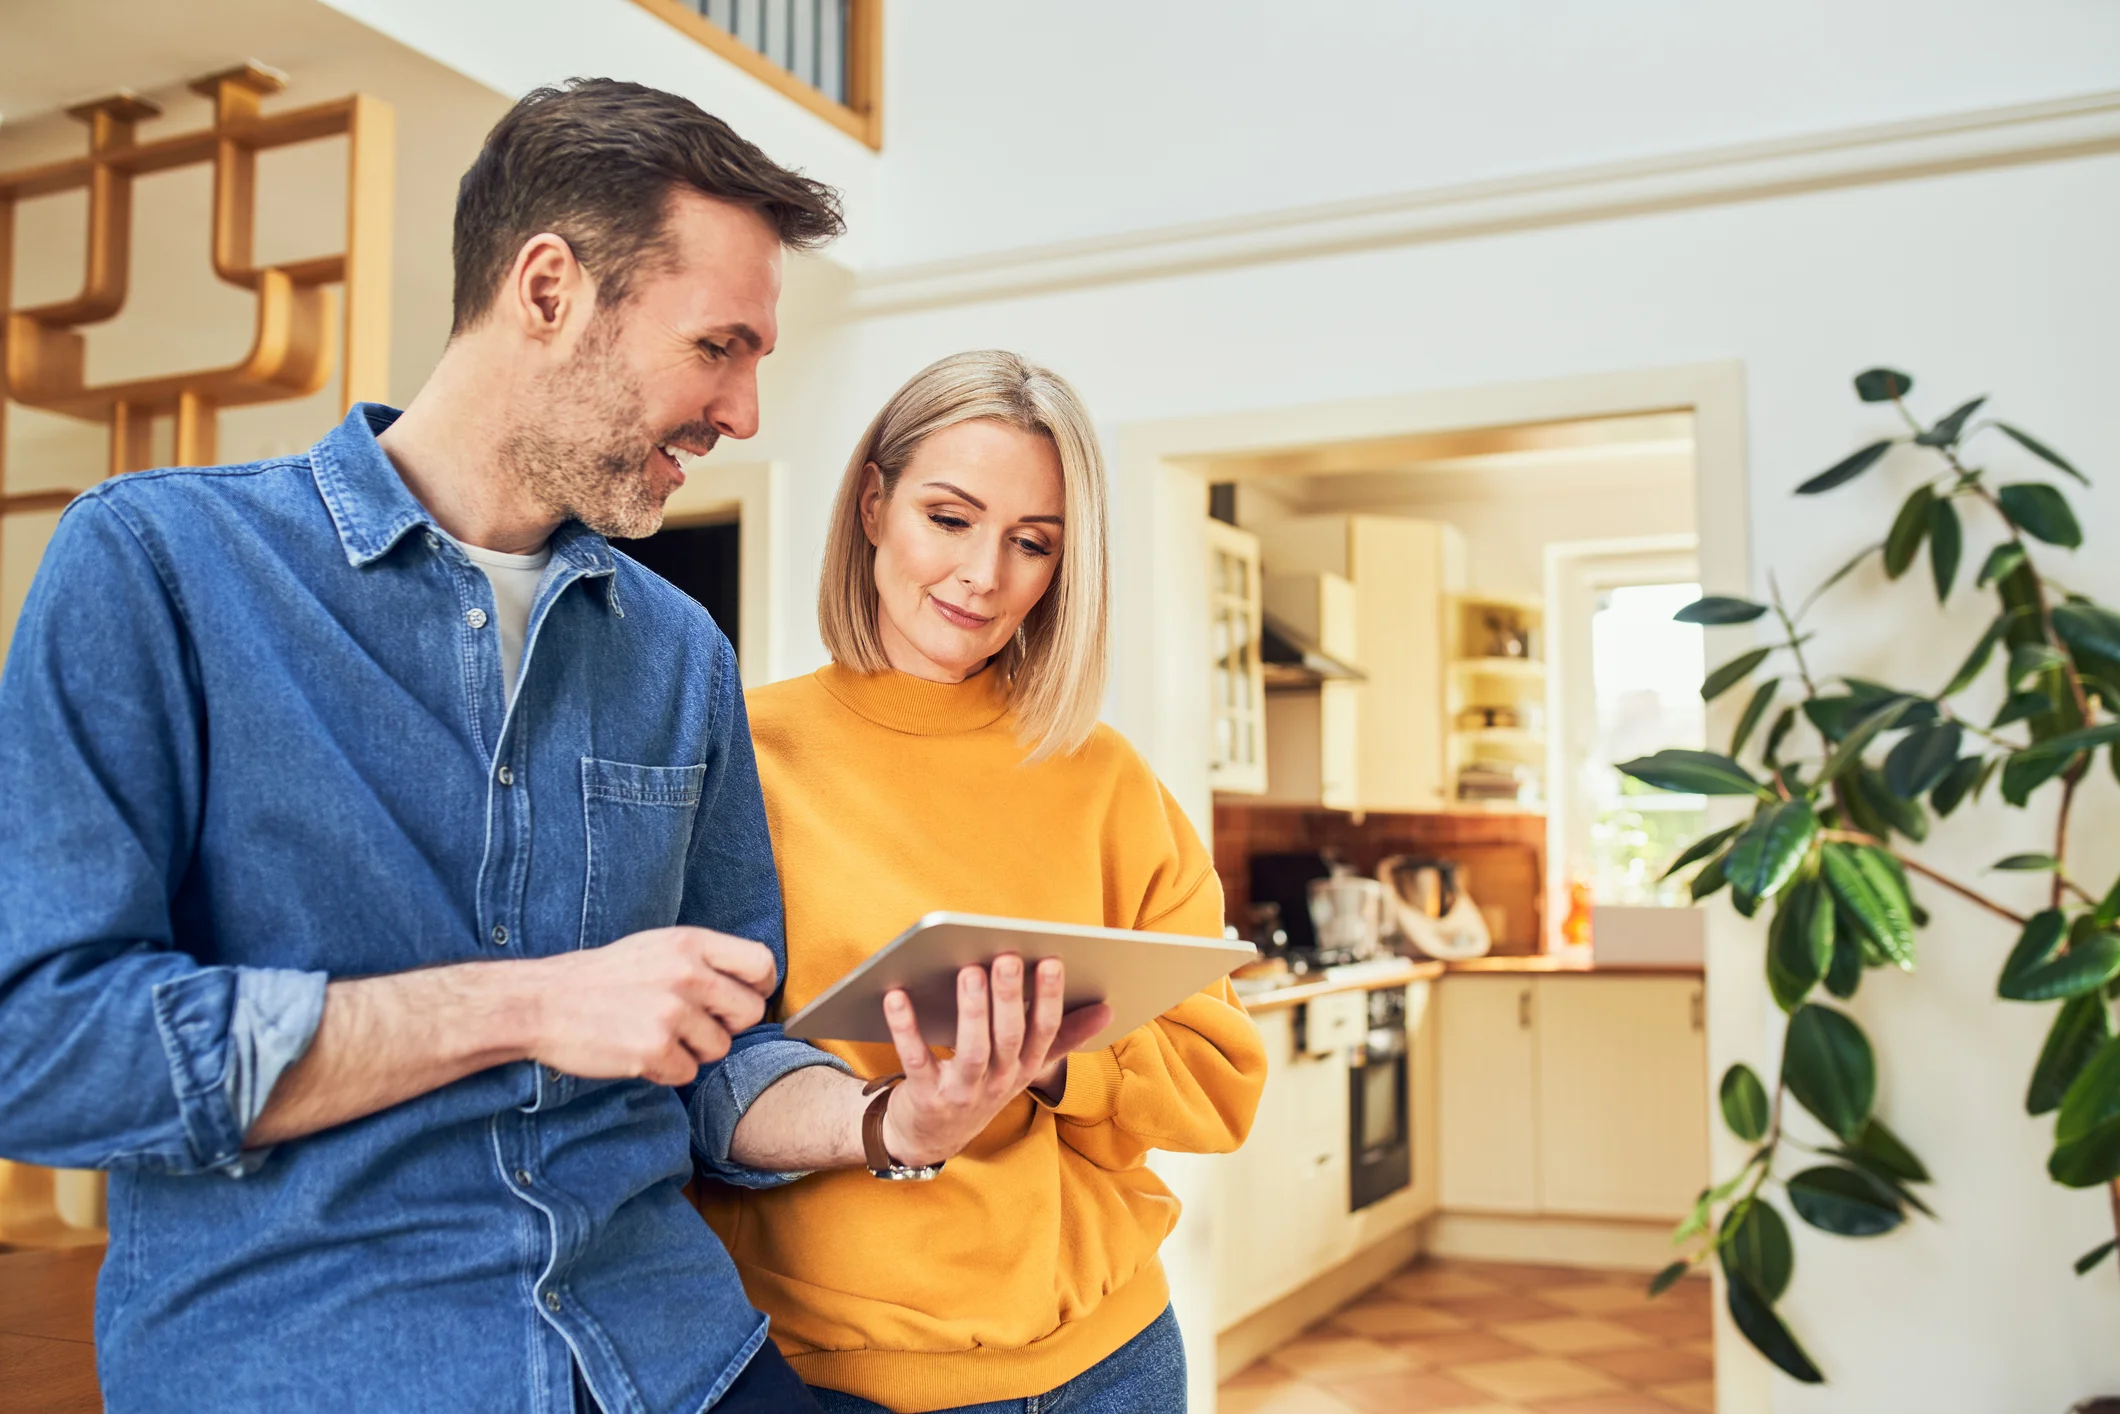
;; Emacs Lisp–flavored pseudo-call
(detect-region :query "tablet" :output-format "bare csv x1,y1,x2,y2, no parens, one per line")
781,911,1257,1053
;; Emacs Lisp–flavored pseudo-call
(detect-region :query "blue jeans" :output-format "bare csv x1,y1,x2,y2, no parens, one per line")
809,1306,1186,1414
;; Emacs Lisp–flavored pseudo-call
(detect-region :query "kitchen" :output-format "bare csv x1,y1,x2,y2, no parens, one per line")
1200,413,1722,1409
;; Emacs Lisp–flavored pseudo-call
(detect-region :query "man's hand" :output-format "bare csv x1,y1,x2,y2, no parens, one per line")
528,926,778,1085
876,956,1113,1168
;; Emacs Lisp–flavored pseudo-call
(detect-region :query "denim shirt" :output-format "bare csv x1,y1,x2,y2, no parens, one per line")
0,405,840,1414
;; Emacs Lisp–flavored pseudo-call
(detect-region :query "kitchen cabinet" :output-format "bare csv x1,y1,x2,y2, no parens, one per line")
1206,519,1267,794
1253,515,1465,813
1260,573,1359,810
1535,976,1708,1218
1436,973,1706,1221
1436,974,1540,1212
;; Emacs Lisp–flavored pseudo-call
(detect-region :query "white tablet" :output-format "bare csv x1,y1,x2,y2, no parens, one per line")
781,911,1257,1053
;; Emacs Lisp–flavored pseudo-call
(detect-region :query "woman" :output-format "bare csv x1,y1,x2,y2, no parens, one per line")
701,350,1267,1412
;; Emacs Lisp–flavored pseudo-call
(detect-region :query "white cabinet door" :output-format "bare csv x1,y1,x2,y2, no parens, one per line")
1436,974,1540,1213
1533,977,1709,1220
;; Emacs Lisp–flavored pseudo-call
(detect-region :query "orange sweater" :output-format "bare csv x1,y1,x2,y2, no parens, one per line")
702,665,1266,1411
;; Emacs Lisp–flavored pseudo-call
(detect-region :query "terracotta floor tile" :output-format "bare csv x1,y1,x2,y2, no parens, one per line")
1650,1381,1716,1413
1219,1378,1370,1414
1531,1396,1688,1414
1679,1339,1717,1360
1440,1293,1574,1322
1543,1283,1664,1317
1577,1346,1715,1384
1332,1301,1473,1338
1268,1333,1414,1379
1387,1267,1512,1301
1458,1261,1611,1289
1609,1307,1714,1342
1491,1317,1652,1356
1391,1331,1540,1367
1224,1359,1295,1388
1318,1367,1503,1413
1450,1356,1625,1403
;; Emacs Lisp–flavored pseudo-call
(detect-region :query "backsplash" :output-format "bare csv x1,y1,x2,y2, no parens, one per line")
1212,802,1547,954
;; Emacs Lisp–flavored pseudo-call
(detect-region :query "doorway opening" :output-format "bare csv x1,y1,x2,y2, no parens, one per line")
615,515,743,659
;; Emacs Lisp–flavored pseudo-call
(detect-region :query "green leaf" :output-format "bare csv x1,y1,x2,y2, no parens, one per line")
2010,720,2120,764
1882,484,1935,579
1815,696,1916,788
1721,1064,1771,1142
1994,853,2060,871
1661,822,1743,882
1726,1271,1823,1383
1854,368,1914,403
1725,799,1819,912
1820,843,1916,970
1927,498,1962,602
1941,611,2023,698
1797,440,1893,495
1620,749,1768,798
1883,723,1962,799
2000,928,2120,1003
2076,1240,2119,1277
1731,678,1780,758
2001,749,2070,807
1930,754,1984,817
1648,1260,1691,1296
2008,641,2068,690
1855,766,1931,843
1703,647,1773,703
1782,1002,1877,1141
1977,542,2028,589
1824,906,1864,998
1721,1197,1794,1301
1788,1165,1905,1237
1691,852,1731,902
2051,1034,2120,1189
1998,422,2088,486
1849,1115,1930,1185
1998,909,2067,993
2027,992,2113,1116
1997,483,2082,548
1914,396,1987,448
1676,596,1769,625
2053,601,2120,662
1768,880,1833,1013
2095,873,2120,931
1992,691,2054,732
1763,706,1799,766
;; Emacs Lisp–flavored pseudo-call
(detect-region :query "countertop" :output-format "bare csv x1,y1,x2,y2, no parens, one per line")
1233,949,1702,1012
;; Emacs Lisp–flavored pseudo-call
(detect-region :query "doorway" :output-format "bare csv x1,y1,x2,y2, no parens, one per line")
615,516,743,659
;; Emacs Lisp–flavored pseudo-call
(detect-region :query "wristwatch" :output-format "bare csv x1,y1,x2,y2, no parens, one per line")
862,1075,944,1181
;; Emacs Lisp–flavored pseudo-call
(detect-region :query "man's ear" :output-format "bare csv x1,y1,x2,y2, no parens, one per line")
510,233,589,346
858,463,887,545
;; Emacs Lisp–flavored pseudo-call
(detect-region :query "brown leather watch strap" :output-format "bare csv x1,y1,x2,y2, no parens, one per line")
859,1074,943,1180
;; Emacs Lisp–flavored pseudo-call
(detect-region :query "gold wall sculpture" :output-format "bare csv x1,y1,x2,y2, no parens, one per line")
0,63,394,1250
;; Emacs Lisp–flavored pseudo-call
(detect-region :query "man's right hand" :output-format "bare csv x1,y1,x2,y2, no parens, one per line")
527,926,779,1085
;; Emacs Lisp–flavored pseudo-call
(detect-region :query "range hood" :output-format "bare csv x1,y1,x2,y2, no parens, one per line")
1261,612,1366,689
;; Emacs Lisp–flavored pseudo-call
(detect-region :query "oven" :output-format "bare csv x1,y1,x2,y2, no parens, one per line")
1348,985,1412,1211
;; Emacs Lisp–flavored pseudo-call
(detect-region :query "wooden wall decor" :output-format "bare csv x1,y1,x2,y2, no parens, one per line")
0,63,393,1250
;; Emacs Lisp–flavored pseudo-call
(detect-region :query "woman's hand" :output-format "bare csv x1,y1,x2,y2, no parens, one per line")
876,955,1112,1168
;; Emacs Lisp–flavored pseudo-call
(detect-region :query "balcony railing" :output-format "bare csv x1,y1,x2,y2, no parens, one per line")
633,0,882,148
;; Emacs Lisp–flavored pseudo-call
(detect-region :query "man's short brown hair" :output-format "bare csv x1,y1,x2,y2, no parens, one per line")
451,77,843,334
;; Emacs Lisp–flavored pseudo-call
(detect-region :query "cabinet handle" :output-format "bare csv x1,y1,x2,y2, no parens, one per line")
1518,987,1533,1030
1690,990,1704,1033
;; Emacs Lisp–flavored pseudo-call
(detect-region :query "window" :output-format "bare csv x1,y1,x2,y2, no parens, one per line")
1583,582,1706,905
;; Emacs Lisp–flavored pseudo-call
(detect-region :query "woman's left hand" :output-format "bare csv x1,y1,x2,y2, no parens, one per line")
876,954,1111,1168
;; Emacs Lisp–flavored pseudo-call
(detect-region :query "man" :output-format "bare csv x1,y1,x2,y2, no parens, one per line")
0,80,842,1412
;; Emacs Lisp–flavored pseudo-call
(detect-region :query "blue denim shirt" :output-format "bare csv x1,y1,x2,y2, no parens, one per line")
0,405,839,1413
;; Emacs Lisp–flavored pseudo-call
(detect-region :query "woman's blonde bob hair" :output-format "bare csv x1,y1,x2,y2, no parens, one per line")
818,350,1109,761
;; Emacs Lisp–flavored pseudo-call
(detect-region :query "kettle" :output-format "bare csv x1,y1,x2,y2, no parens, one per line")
1378,855,1492,960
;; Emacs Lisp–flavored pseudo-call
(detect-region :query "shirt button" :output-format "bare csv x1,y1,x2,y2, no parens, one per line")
545,1066,564,1084
465,607,488,629
491,924,509,946
543,1291,563,1313
424,532,440,550
514,1168,532,1187
497,765,514,786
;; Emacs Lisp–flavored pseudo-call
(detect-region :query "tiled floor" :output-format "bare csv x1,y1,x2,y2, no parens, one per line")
1221,1257,1714,1414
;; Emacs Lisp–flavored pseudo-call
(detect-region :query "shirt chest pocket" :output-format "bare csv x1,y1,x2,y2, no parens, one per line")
579,758,709,949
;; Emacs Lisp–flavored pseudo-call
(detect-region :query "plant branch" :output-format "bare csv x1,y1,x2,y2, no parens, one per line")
1820,829,2030,926
1769,573,1822,700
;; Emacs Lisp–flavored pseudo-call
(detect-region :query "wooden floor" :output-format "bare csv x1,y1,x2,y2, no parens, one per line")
0,1245,103,1413
1220,1256,1714,1413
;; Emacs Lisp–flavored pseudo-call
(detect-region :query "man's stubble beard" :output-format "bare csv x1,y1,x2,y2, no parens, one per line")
500,313,672,541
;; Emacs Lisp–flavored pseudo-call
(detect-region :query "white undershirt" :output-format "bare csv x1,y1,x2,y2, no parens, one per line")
453,538,552,705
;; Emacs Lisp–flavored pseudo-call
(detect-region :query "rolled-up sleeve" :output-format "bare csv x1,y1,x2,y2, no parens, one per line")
0,497,327,1176
673,631,844,1188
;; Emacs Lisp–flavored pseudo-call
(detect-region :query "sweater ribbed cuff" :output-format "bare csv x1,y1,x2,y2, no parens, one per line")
1049,1045,1121,1122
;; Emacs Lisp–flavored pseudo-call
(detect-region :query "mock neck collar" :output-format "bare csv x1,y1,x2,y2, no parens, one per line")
815,662,1013,736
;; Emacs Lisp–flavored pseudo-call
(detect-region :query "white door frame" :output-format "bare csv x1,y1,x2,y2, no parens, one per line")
1111,360,1766,1414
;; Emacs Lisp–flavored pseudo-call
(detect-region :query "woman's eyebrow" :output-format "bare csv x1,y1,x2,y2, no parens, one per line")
922,481,1065,525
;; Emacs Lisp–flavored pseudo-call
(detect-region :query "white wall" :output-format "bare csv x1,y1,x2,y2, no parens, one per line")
879,0,2120,264
741,143,2120,1412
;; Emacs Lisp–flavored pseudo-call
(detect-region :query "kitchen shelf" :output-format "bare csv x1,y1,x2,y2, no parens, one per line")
1453,727,1545,747
1451,657,1546,679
